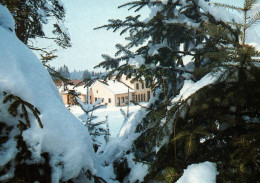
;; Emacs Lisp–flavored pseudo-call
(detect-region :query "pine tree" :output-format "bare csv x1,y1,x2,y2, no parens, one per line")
96,0,260,182
82,70,91,80
0,0,71,49
57,65,70,79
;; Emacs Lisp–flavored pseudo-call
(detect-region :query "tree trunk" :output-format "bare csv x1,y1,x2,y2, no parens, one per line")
15,0,29,44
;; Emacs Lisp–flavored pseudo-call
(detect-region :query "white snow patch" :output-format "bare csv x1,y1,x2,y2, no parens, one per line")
128,55,145,68
57,19,71,39
127,154,149,183
0,13,97,181
176,161,218,183
0,5,15,31
172,72,220,103
198,0,242,24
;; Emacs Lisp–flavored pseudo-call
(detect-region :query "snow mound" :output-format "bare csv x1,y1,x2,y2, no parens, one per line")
176,161,218,183
172,72,220,103
0,5,15,31
0,8,96,182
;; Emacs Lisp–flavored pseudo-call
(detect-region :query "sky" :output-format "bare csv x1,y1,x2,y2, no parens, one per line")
35,0,260,72
35,0,149,71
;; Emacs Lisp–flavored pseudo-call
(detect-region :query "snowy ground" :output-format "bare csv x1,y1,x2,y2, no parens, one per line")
69,103,145,137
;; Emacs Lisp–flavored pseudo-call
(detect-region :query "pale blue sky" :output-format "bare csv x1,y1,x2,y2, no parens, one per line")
36,0,259,71
36,0,147,71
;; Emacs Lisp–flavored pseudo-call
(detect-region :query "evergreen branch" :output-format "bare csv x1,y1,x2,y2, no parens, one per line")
118,1,148,12
244,0,257,10
246,11,260,28
3,94,43,128
115,44,135,57
86,170,107,183
171,131,191,142
28,46,50,54
227,22,243,28
21,104,30,128
43,64,70,82
212,3,243,11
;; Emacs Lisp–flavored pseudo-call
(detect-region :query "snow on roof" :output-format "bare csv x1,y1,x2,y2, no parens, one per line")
67,85,87,94
99,80,134,95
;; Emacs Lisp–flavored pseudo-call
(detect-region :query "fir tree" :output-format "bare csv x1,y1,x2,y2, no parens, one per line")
57,65,70,79
96,0,260,182
82,70,92,80
0,0,71,49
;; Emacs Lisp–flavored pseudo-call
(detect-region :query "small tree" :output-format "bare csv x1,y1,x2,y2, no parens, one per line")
69,90,110,152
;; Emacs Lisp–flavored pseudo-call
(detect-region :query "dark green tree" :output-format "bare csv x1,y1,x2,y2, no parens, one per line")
82,70,92,80
0,0,71,49
96,0,260,182
57,65,70,79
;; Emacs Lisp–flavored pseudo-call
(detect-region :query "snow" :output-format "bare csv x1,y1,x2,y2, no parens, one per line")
70,104,143,137
57,19,71,39
148,40,169,56
0,7,97,181
198,0,242,24
151,0,169,4
127,154,149,183
44,2,54,11
0,5,15,31
99,80,134,95
128,55,146,68
2,1,257,182
176,161,218,183
143,6,163,23
165,15,200,28
70,103,148,182
37,9,48,24
172,72,220,103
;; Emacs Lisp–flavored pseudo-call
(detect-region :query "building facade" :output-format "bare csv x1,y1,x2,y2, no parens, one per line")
56,75,153,107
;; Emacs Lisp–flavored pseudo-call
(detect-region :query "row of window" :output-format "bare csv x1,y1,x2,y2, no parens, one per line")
134,94,146,102
90,96,112,104
136,81,151,90
90,91,151,105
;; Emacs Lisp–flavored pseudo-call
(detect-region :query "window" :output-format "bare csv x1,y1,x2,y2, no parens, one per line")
145,81,150,88
136,83,139,90
132,94,136,102
125,96,128,103
147,91,151,101
142,83,144,89
117,97,120,106
144,94,146,101
138,94,140,102
108,98,111,103
95,97,97,102
96,90,98,93
141,94,143,101
121,97,125,103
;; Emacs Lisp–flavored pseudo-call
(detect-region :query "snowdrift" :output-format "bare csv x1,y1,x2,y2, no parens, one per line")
0,5,96,182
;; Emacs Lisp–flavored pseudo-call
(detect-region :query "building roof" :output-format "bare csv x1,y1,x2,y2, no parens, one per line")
54,80,85,87
98,80,134,95
68,80,85,86
57,80,88,95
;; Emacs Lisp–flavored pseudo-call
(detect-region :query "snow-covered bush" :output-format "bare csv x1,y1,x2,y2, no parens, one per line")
0,5,100,182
